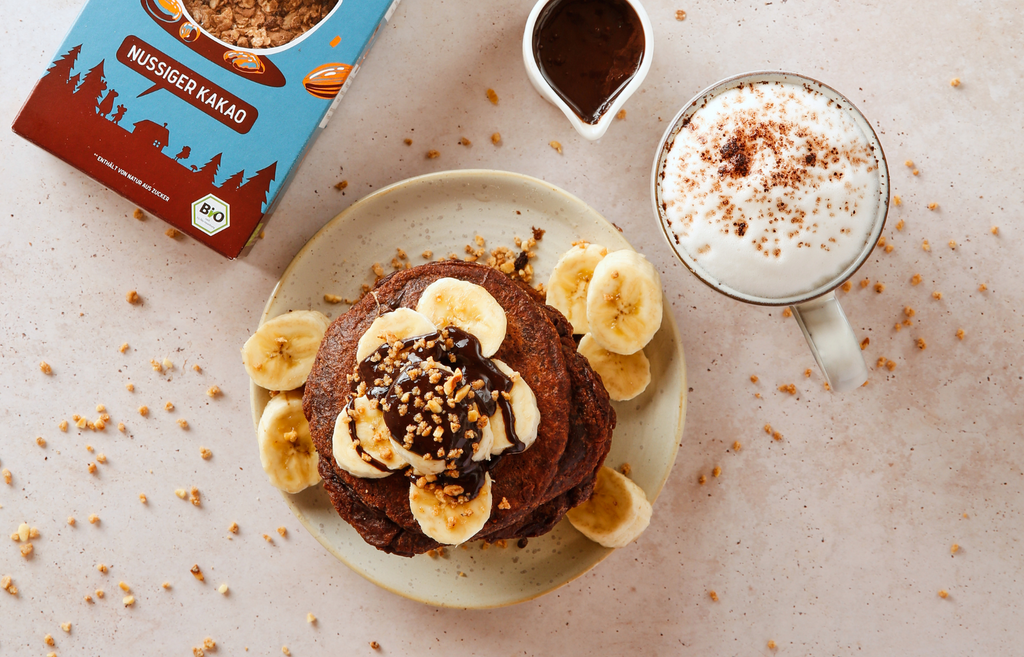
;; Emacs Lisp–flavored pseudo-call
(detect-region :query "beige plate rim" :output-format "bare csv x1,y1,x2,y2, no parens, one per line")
249,168,687,608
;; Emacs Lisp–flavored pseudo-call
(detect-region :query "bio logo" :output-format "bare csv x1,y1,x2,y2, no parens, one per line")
191,194,230,236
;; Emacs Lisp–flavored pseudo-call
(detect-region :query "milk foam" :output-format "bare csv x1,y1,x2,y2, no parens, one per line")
661,81,881,299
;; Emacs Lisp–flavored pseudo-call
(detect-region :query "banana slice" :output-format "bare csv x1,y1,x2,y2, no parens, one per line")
577,334,652,401
257,392,321,494
586,250,663,355
415,278,507,357
332,403,395,479
566,466,652,549
355,308,437,363
545,242,608,334
488,360,540,455
243,310,331,391
409,474,492,545
471,403,494,461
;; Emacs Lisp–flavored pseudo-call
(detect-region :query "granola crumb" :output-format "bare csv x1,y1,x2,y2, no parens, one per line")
20,543,34,557
922,240,931,251
893,195,902,206
486,88,499,105
860,337,870,350
165,228,180,238
877,236,886,247
190,564,204,581
916,338,927,350
204,638,216,650
886,360,896,371
859,278,870,288
59,419,68,432
675,9,686,20
45,634,55,646
421,250,433,260
426,149,440,159
133,208,145,220
778,383,797,395
324,293,343,303
229,522,239,534
96,453,107,464
823,382,830,391
193,364,202,372
948,239,957,249
978,283,987,292
139,406,149,416
175,489,187,499
498,497,511,510
712,466,721,477
950,78,960,87
932,291,943,300
782,307,792,318
403,138,412,145
190,488,201,506
165,401,174,411
87,462,97,474
913,169,920,176
193,649,205,657
772,431,783,441
904,306,916,318
928,203,938,211
62,622,71,633
911,273,922,286
334,180,348,191
89,514,99,524
307,612,316,623
283,647,291,656
804,368,812,378
885,244,894,253
620,463,632,476
709,590,718,601
95,589,104,598
119,580,130,592
938,589,949,599
84,595,92,603
616,109,627,119
177,419,189,430
841,281,852,292
263,534,273,543
2,469,11,485
904,160,913,167
126,382,135,392
36,436,46,448
459,137,471,146
200,447,212,460
491,132,501,145
896,219,905,230
277,526,287,537
370,642,380,651
118,422,126,433
67,516,75,526
126,290,141,304
123,595,135,606
768,640,777,649
874,282,885,293
40,361,54,375
750,375,759,383
991,226,999,235
150,359,163,372
732,441,742,451
549,140,563,154
162,581,171,589
951,543,959,554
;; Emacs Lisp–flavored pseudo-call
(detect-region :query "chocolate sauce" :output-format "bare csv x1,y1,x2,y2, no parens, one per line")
352,327,523,501
533,0,645,125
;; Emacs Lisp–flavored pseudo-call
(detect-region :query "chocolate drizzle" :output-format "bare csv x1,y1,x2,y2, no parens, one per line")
351,326,522,501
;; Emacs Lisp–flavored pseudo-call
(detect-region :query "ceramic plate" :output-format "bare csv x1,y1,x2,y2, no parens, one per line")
250,169,687,608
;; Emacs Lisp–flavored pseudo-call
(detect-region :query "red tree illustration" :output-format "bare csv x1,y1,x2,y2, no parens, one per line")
240,162,277,211
44,44,81,86
195,152,222,187
220,169,246,192
77,60,107,113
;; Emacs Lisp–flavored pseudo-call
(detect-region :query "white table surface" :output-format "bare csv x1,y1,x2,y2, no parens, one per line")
2,0,1022,654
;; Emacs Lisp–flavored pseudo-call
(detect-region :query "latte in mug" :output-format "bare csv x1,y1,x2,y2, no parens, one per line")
659,80,882,300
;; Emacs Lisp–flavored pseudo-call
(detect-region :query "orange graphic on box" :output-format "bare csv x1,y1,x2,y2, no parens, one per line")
224,51,265,74
179,22,199,43
303,63,352,99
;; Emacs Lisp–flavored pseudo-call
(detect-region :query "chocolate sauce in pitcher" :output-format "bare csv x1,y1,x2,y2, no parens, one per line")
533,0,645,124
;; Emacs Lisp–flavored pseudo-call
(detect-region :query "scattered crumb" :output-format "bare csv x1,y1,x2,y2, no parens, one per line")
732,441,741,451
896,219,904,230
877,236,886,247
229,522,239,534
126,290,141,304
175,489,187,499
885,244,894,253
916,338,927,350
904,306,916,318
165,401,174,411
938,589,949,599
96,589,104,598
118,422,126,433
200,447,212,460
951,543,959,554
87,462,97,475
709,590,718,601
45,634,55,646
991,226,999,235
615,109,627,120
421,250,433,260
133,208,145,220
459,137,471,146
486,88,498,105
913,169,919,176
277,526,287,537
165,228,180,238
860,338,870,350
123,595,135,606
150,359,163,372
370,642,381,651
190,565,204,581
979,283,987,292
283,647,291,656
207,385,222,398
177,419,189,430
59,420,68,432
549,140,563,154
956,328,965,340
782,307,792,318
932,291,943,300
893,195,902,206
263,534,273,543
778,384,797,395
193,364,202,372
218,583,228,594
162,581,171,589
96,453,107,464
61,623,71,633
119,581,130,592
204,638,216,650
498,497,511,510
20,543,34,557
3,469,11,485
750,375,759,383
97,563,108,573
922,240,931,251
190,488,201,507
712,466,721,477
860,278,870,288
772,431,783,441
126,383,134,391
403,138,412,145
67,516,76,526
911,273,922,286
324,293,342,303
950,78,960,87
40,361,53,374
139,406,149,416
36,436,46,448
89,514,99,524
841,281,852,292
675,9,686,20
768,640,777,650
874,282,885,293
698,474,706,485
886,360,896,371
333,180,348,191
426,149,440,159
307,613,316,623
491,132,501,145
928,203,938,211
804,368,813,378
904,160,913,167
620,463,632,476
139,493,147,504
948,239,956,249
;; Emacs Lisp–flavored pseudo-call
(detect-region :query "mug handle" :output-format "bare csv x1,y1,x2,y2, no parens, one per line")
790,291,867,393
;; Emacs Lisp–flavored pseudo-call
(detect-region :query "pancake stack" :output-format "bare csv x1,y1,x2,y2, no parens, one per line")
302,261,615,556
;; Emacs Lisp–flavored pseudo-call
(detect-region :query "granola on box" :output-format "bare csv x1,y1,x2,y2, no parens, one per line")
13,0,399,258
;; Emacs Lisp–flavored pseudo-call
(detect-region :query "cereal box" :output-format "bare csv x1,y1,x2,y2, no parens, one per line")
13,0,399,258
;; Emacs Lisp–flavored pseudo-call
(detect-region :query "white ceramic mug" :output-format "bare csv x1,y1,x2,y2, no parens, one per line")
522,0,654,141
652,71,891,392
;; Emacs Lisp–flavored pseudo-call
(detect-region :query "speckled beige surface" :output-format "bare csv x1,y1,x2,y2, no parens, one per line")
1,0,1021,654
